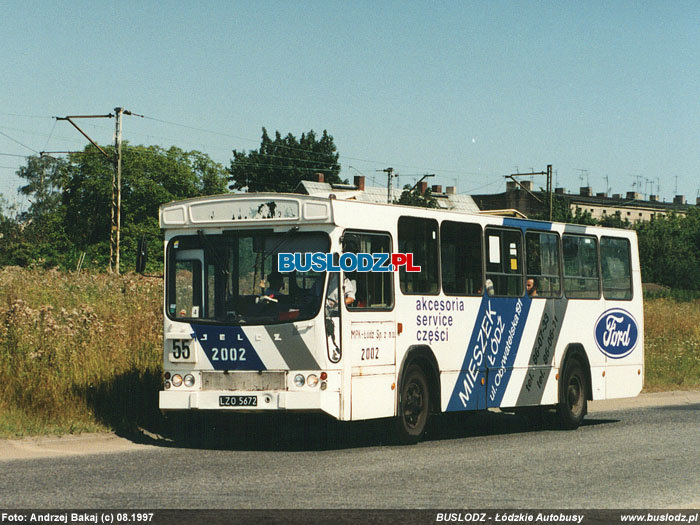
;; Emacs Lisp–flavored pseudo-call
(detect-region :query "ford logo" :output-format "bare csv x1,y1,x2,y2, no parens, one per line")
594,308,639,359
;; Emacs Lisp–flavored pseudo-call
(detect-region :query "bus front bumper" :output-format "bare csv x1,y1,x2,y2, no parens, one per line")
159,389,340,419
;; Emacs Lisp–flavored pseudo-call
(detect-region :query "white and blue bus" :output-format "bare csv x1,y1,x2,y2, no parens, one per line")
159,193,643,443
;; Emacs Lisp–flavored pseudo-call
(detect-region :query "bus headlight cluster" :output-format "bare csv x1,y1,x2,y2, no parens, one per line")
293,373,325,388
165,372,195,388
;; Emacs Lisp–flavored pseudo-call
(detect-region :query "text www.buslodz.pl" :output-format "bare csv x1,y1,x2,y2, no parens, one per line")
278,252,421,272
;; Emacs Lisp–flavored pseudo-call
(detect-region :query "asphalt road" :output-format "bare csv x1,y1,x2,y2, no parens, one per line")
1,392,699,509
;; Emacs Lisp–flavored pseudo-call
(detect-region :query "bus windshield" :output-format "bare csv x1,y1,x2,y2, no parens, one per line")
166,230,329,325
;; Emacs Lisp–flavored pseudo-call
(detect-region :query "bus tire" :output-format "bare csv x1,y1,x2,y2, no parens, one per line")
557,358,587,430
393,364,430,445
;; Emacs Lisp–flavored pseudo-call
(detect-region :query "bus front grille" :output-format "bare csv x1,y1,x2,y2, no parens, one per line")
201,371,286,391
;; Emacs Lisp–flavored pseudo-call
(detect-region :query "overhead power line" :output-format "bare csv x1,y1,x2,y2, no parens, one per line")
0,111,53,119
5,109,490,180
0,130,39,154
0,152,32,158
0,124,84,146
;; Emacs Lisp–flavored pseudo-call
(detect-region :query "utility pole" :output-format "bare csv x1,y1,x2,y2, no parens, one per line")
55,108,138,274
113,107,124,275
547,164,552,221
380,167,394,204
506,164,553,220
409,173,435,192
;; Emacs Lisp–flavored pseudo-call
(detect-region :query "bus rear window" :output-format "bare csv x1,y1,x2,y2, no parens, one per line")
601,237,632,300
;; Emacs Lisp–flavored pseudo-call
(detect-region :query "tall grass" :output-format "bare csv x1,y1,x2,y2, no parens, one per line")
644,297,700,391
0,267,163,437
0,267,697,438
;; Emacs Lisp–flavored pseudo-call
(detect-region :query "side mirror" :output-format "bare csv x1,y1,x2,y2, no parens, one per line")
136,235,148,274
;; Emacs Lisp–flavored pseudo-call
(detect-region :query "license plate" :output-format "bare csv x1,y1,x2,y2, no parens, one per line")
219,395,257,407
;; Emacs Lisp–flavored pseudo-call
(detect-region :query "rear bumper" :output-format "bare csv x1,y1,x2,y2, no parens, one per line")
159,389,341,419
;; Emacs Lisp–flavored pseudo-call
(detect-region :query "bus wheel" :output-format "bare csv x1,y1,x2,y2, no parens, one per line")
557,358,587,430
394,364,430,445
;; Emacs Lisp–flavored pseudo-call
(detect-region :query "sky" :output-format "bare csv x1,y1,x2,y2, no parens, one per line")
2,1,699,209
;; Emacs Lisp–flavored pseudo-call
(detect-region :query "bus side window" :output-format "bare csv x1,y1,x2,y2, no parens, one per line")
345,231,394,309
563,234,600,299
170,259,203,318
525,231,561,298
601,236,632,300
485,227,523,297
398,217,439,295
441,221,483,296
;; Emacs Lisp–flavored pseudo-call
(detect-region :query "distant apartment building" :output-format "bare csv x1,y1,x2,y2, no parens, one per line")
472,180,695,223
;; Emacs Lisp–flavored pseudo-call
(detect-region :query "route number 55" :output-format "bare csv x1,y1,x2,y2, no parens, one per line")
170,339,194,362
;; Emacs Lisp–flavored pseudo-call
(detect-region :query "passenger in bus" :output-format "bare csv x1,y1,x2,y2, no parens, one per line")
343,274,357,306
337,238,359,306
526,277,538,297
268,271,285,295
325,273,356,308
260,271,284,303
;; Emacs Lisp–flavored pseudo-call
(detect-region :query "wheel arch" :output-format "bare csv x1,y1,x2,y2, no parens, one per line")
397,345,441,414
559,343,593,402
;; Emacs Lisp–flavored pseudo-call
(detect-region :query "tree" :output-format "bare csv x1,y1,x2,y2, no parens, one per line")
395,184,439,208
228,128,343,193
5,144,228,270
635,210,700,290
530,194,598,225
17,155,70,219
598,210,630,229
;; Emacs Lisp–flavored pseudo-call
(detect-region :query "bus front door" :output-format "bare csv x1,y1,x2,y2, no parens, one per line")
341,271,397,421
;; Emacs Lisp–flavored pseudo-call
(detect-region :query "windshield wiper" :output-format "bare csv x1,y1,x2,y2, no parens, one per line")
198,230,233,318
256,226,299,268
197,230,221,262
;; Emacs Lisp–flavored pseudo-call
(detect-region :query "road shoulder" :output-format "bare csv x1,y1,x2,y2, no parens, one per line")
588,389,700,413
0,432,157,462
1,390,698,461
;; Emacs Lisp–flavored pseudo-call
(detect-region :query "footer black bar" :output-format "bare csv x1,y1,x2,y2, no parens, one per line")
1,509,698,525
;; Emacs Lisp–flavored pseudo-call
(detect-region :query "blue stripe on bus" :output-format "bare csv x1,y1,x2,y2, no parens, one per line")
446,295,533,411
191,324,266,371
502,218,553,231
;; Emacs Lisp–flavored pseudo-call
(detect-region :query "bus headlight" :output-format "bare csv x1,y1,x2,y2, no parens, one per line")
307,374,319,388
171,374,183,387
184,374,195,387
294,374,305,387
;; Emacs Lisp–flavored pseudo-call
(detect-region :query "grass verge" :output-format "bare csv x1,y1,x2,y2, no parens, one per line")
0,267,697,438
644,297,700,391
0,267,163,438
